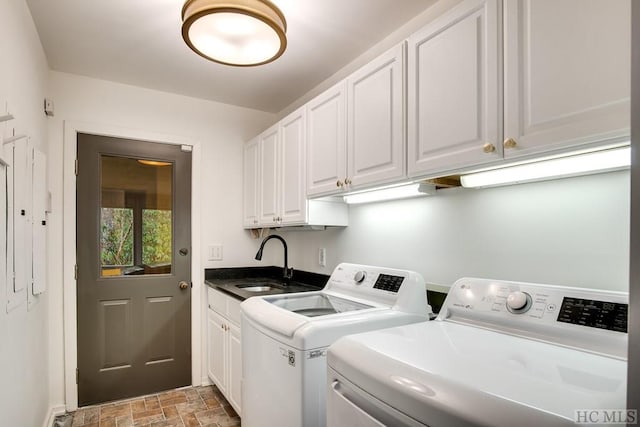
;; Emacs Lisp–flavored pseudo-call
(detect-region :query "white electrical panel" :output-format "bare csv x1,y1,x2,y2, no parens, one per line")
0,158,7,310
3,136,48,312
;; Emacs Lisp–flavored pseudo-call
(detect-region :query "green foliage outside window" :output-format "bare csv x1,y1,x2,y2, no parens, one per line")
101,208,172,268
101,208,133,266
142,209,172,266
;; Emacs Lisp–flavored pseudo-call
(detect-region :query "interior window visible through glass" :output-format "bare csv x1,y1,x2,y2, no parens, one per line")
100,155,173,277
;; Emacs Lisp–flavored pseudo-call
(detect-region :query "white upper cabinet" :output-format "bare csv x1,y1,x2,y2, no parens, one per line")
244,106,348,229
503,0,630,158
347,43,406,188
307,43,406,197
306,82,347,197
259,108,307,227
407,0,630,177
407,0,501,177
279,108,307,224
242,137,259,228
258,124,279,226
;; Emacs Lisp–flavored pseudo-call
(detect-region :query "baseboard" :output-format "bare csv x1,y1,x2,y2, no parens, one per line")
43,405,67,427
200,376,212,386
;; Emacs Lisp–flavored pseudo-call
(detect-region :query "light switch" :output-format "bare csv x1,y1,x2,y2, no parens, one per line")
208,244,223,261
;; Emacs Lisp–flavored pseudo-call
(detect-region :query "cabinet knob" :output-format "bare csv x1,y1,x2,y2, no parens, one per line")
345,178,352,185
503,137,517,149
482,143,496,153
336,180,344,188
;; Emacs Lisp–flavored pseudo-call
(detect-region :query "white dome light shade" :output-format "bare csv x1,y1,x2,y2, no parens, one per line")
182,0,287,67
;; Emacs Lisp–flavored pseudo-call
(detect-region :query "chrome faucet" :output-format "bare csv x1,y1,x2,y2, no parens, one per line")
255,235,293,280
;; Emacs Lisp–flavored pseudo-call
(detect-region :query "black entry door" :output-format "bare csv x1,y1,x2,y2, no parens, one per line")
76,133,192,406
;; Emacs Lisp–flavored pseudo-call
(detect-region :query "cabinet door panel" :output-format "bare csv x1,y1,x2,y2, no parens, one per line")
228,324,242,415
242,138,259,228
504,0,630,158
307,82,347,196
348,43,405,187
408,0,501,176
207,309,227,393
259,125,279,226
280,108,307,224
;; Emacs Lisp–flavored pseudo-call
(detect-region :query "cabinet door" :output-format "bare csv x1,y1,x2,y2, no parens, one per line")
228,323,242,415
242,138,260,228
207,309,227,394
503,0,630,158
347,43,405,188
407,0,501,177
307,82,347,196
259,125,280,226
280,107,307,225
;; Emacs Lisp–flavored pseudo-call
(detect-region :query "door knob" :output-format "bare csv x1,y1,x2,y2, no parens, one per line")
178,281,189,290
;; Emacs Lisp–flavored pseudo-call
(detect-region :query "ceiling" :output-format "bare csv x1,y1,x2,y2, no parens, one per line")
26,0,437,113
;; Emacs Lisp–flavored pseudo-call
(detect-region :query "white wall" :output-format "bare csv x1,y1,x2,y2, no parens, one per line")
0,0,51,426
280,170,630,292
46,71,274,409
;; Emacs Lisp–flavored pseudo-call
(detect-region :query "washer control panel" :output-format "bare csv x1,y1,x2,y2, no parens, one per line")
373,274,404,293
438,277,628,358
324,263,431,315
557,297,627,333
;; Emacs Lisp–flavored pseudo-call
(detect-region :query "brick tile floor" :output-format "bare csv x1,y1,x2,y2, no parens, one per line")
67,385,240,427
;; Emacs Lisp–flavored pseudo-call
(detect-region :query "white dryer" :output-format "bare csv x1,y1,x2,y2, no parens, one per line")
327,278,628,427
241,263,433,427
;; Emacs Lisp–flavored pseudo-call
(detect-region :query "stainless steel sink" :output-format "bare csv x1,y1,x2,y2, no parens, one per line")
236,283,284,292
238,285,274,292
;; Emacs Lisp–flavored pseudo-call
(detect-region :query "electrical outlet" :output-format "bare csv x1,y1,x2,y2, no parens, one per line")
208,244,223,261
318,248,326,267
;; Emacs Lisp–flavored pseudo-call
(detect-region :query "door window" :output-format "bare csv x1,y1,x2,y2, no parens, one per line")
100,155,173,277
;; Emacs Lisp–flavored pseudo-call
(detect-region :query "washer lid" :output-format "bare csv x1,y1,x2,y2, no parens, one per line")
267,293,373,317
327,321,627,427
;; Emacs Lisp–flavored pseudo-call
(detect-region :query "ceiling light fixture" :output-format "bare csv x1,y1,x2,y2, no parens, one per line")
343,183,437,205
460,145,630,188
137,160,172,167
181,0,287,67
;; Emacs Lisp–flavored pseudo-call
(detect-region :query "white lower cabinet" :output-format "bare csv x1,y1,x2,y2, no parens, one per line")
207,287,242,415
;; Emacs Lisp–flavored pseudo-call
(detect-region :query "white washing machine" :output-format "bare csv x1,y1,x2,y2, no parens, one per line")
241,263,433,427
327,278,628,427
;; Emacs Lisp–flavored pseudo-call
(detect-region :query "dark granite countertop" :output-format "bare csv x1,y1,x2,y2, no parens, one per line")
205,266,329,301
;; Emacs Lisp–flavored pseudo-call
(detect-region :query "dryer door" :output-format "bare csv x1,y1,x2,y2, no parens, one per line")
327,370,425,427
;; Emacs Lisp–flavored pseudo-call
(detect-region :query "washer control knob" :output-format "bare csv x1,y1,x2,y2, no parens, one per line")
354,271,367,283
506,291,531,313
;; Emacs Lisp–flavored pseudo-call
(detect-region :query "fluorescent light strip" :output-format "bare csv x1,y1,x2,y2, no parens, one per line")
343,183,435,205
460,146,630,188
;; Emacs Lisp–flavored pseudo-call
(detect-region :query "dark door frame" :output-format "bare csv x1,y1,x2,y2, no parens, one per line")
62,121,203,411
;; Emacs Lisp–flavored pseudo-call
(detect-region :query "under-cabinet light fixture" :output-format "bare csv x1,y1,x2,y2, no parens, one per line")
460,146,630,188
343,182,436,205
